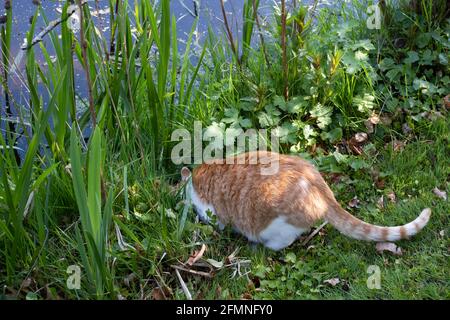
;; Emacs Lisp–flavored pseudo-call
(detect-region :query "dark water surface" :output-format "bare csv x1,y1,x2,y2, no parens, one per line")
1,0,282,154
2,0,279,100
1,0,324,155
1,0,330,105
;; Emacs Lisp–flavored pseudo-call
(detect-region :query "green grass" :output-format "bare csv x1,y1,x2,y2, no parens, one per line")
2,118,447,300
0,0,449,299
178,119,449,300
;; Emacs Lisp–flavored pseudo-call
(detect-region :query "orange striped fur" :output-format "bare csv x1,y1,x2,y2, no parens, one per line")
181,151,431,250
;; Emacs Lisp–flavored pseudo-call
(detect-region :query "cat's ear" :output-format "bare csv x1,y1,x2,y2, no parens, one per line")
181,167,191,181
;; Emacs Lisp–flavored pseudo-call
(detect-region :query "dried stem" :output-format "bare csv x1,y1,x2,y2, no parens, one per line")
252,0,270,68
220,0,239,64
301,222,328,246
109,0,120,56
171,265,213,278
76,0,107,201
77,0,96,127
175,269,192,300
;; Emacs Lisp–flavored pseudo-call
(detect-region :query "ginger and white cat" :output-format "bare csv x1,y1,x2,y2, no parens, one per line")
181,151,431,251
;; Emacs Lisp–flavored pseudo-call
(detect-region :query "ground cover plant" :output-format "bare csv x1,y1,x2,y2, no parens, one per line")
0,0,448,299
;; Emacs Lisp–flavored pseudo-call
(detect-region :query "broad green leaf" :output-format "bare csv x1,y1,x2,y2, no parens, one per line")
350,158,369,170
403,51,419,64
239,118,253,128
287,96,307,114
349,39,375,51
321,128,343,143
310,103,332,129
273,95,287,111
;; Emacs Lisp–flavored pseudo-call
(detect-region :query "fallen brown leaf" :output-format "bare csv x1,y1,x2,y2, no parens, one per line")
21,278,33,289
387,191,396,203
247,280,256,291
151,286,172,300
368,113,380,125
321,172,344,184
376,242,403,256
215,286,222,299
375,178,385,189
348,197,360,208
432,187,447,201
444,94,450,109
355,132,368,143
371,169,386,189
187,244,207,266
392,140,405,152
196,291,205,300
251,277,261,288
241,292,253,300
347,133,368,155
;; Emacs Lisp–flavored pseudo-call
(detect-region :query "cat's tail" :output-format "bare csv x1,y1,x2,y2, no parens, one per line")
326,204,431,241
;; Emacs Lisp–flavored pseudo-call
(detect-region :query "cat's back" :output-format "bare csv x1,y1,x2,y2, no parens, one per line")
193,151,321,186
192,151,332,233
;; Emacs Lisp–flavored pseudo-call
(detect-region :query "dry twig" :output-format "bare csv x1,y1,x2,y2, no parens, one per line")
301,221,328,246
175,269,192,300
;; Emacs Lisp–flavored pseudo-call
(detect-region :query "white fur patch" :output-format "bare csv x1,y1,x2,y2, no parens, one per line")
187,180,216,223
258,216,306,251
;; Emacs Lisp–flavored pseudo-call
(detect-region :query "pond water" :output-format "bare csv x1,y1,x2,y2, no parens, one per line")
3,1,325,99
1,0,322,156
3,0,277,99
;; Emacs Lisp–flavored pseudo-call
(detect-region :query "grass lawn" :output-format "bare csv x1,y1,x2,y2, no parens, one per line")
1,0,448,300
9,118,446,300
172,118,449,300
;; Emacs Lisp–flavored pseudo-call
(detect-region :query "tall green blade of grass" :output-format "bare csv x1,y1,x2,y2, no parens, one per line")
158,0,171,100
57,3,76,155
178,18,198,105
70,125,113,298
87,128,102,245
0,0,14,159
183,43,207,107
148,0,172,167
241,0,259,65
25,10,41,132
0,63,67,282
